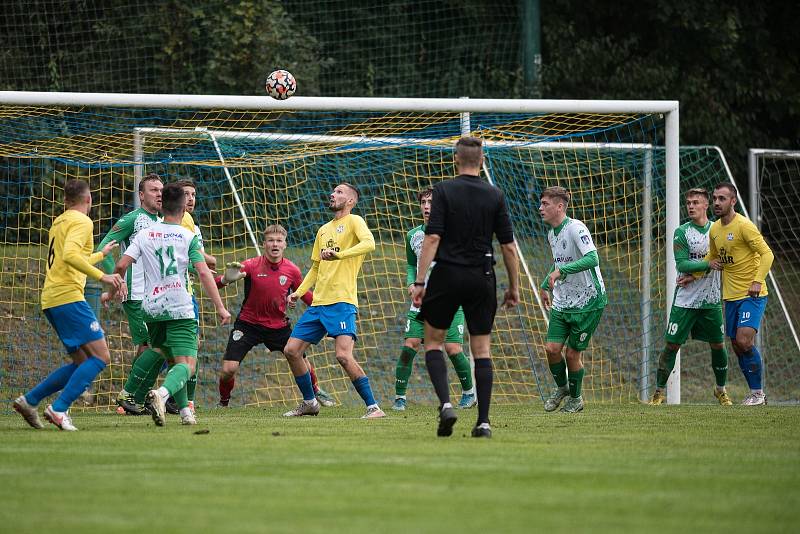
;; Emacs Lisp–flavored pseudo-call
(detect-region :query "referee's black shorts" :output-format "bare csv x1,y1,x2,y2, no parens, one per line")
420,262,498,336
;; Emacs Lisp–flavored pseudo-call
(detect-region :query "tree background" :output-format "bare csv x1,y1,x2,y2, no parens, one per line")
1,0,798,177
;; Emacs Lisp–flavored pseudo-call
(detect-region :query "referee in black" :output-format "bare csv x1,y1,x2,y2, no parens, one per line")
411,136,519,438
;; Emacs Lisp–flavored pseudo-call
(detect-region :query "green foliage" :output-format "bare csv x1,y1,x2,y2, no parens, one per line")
153,0,325,95
540,0,800,178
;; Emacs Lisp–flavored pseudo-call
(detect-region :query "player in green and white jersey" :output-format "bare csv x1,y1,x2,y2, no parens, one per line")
109,182,230,426
96,173,163,415
392,188,475,411
650,187,731,405
538,186,607,413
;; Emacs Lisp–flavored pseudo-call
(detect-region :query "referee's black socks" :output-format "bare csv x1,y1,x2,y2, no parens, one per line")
425,350,451,407
475,358,493,425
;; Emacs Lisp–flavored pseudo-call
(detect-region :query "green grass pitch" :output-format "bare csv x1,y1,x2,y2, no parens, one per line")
1,403,798,533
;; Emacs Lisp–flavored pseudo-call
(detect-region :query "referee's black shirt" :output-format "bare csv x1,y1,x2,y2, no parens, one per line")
425,174,514,267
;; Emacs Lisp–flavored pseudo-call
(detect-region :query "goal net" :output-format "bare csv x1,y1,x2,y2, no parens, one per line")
747,150,800,402
1,93,693,409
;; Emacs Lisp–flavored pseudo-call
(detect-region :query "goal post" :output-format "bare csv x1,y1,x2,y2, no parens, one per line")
0,91,680,409
748,149,800,401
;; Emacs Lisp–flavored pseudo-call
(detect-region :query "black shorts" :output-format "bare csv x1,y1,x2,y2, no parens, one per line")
420,262,497,336
223,320,292,362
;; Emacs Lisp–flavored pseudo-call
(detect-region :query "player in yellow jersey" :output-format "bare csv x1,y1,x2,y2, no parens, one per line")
283,183,386,418
13,179,125,431
699,182,774,405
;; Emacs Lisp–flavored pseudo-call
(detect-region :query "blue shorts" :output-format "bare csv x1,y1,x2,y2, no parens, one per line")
192,295,199,322
724,296,767,338
291,303,358,344
43,300,105,354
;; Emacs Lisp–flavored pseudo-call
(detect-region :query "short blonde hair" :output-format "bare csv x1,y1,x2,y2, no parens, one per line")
541,186,570,205
685,187,709,202
264,224,288,239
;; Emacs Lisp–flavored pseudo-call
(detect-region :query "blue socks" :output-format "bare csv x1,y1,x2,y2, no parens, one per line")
353,376,376,407
737,347,763,390
294,371,316,401
52,356,107,412
25,362,79,406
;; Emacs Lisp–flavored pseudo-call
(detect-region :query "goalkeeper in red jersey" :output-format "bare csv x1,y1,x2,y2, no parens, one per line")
215,224,335,407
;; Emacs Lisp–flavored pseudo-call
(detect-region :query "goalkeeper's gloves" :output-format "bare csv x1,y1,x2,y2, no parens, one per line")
222,262,246,284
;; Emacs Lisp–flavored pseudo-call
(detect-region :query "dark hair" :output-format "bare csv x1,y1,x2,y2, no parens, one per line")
139,172,162,192
714,181,738,197
418,187,434,202
173,179,196,190
455,136,483,168
340,182,359,200
541,186,571,206
160,182,186,216
685,187,710,202
64,179,90,206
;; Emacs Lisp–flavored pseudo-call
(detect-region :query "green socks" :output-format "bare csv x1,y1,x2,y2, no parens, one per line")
395,348,475,397
656,348,679,389
549,358,568,388
162,363,190,397
448,352,474,391
568,367,585,398
124,348,165,404
711,347,729,387
395,347,416,396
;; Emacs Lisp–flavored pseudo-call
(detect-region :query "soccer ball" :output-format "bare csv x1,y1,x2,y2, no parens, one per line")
265,69,296,100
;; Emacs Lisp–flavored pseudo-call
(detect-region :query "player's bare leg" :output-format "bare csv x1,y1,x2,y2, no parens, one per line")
332,335,384,419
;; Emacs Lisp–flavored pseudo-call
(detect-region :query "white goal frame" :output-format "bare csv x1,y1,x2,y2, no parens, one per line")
0,90,681,402
747,149,800,363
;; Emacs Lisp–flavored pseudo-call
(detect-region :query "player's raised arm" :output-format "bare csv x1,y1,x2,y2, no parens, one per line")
216,261,246,287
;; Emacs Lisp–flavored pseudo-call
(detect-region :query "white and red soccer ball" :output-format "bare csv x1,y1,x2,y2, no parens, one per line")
265,70,296,100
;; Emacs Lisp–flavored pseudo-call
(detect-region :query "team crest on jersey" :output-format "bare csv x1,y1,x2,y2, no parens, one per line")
580,235,590,245
90,321,101,332
232,330,244,341
562,241,567,250
279,275,287,285
336,225,345,233
727,233,734,241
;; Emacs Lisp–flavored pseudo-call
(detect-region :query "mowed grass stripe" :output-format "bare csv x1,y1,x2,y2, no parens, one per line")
1,404,798,533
